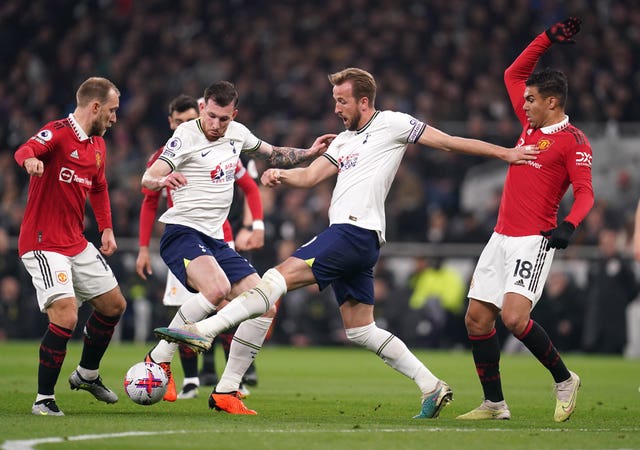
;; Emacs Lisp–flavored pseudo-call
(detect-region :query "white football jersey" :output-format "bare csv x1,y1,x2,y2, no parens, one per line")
323,110,425,244
158,119,261,238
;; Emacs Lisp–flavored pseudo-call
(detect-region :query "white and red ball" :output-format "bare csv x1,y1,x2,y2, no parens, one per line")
124,361,168,405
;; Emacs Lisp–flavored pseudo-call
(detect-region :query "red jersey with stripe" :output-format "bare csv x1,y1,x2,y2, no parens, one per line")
496,32,594,236
14,114,112,256
138,149,262,245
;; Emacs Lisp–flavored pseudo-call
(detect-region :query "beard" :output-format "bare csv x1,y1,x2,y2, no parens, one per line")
88,121,107,137
346,110,361,131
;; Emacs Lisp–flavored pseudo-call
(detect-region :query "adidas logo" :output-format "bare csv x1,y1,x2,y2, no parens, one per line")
70,149,79,159
514,279,525,287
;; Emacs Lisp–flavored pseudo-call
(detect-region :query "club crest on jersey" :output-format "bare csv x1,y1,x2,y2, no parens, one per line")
95,151,102,168
56,271,69,284
536,138,554,151
337,153,359,173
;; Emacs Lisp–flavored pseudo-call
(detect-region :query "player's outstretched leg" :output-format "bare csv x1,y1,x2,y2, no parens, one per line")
154,324,212,352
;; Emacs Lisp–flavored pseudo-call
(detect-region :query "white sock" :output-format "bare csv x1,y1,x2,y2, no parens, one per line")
182,377,200,387
195,268,286,338
345,322,438,394
36,394,55,402
152,293,217,362
215,316,273,392
76,366,98,381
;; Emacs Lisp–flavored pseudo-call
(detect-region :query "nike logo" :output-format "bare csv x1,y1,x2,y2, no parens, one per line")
201,150,212,157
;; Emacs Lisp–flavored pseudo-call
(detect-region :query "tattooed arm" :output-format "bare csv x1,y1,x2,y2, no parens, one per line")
252,133,336,168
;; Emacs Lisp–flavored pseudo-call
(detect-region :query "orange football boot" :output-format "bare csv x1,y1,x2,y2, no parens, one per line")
145,353,177,402
209,391,257,415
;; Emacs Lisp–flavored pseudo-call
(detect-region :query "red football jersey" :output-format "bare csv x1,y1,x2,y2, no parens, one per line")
496,32,594,236
14,114,112,256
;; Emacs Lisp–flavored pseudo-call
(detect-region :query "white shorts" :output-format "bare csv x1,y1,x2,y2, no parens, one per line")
21,243,119,312
162,270,194,306
468,232,554,310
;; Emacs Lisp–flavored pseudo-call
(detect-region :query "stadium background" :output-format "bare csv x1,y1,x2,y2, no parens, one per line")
0,0,638,355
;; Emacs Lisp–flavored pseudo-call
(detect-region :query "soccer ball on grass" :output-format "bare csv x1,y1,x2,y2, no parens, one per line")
124,361,168,405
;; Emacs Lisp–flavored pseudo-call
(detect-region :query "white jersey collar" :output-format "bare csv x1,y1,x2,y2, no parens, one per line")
68,113,90,141
540,115,569,134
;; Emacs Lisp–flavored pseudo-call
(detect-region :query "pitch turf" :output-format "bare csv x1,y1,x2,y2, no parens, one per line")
1,342,638,450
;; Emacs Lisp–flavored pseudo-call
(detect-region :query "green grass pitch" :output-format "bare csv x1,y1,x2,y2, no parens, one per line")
1,342,639,449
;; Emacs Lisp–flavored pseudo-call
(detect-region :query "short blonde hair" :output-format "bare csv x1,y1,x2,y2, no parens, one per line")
328,68,376,106
76,77,120,107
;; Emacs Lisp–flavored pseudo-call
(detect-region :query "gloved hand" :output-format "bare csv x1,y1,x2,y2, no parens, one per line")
541,221,575,250
545,17,582,44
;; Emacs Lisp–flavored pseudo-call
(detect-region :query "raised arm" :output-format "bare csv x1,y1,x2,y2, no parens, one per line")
417,126,539,164
252,133,336,168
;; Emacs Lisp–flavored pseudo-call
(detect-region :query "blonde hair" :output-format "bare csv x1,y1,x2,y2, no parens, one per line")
76,77,120,107
328,68,376,106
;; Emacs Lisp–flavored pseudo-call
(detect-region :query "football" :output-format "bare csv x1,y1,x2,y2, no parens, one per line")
124,361,168,405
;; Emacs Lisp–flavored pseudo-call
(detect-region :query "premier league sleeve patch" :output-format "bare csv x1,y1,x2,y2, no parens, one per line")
33,129,53,145
162,136,182,158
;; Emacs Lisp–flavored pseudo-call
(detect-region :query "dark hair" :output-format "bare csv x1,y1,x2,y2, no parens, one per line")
526,68,568,108
76,77,120,107
328,67,377,106
168,94,198,115
203,81,239,108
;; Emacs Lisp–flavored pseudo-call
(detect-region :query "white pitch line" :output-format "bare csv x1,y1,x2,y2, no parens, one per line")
3,427,640,450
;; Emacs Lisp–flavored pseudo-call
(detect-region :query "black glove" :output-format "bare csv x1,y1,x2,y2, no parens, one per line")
541,221,575,250
545,17,582,44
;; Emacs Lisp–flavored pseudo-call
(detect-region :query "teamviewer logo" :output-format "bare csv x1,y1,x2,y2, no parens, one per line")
59,167,75,183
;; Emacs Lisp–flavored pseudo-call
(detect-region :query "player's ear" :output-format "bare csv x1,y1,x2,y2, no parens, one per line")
92,100,102,114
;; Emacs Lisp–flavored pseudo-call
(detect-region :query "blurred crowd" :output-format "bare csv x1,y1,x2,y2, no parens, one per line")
1,0,639,354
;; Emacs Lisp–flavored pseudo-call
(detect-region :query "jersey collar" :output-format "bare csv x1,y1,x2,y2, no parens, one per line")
540,115,569,134
356,110,379,134
68,113,90,141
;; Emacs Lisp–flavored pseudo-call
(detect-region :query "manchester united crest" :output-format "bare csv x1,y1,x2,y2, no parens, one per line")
96,151,102,168
536,138,554,151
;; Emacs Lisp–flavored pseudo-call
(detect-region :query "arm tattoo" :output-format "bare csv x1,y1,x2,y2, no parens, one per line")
263,146,312,168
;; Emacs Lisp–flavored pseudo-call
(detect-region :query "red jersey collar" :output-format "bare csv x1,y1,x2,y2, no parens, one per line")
68,113,90,141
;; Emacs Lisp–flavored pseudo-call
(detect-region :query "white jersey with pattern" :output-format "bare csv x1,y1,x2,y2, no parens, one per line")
158,118,261,238
322,110,425,244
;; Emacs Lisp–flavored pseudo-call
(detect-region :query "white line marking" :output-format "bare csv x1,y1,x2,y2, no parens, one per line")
3,428,640,450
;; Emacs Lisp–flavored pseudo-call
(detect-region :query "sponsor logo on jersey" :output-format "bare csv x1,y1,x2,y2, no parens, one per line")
210,162,236,183
70,150,79,159
536,138,554,151
575,151,592,167
56,271,69,284
337,153,359,172
514,279,525,287
59,167,93,187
